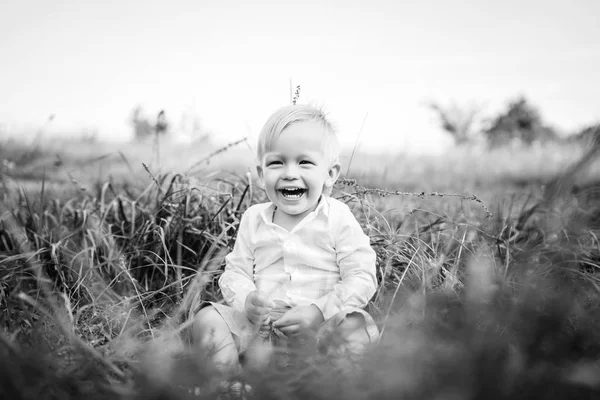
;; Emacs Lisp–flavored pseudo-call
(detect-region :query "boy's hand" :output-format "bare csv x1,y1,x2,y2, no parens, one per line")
245,290,274,325
272,305,324,337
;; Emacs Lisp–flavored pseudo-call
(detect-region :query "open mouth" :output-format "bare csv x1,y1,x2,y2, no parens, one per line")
278,187,307,199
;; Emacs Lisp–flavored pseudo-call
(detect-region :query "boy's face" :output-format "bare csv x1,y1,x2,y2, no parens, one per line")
257,121,340,223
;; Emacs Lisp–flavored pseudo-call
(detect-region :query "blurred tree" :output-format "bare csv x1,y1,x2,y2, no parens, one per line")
484,96,558,147
428,101,483,145
572,123,600,148
131,106,153,141
155,110,168,136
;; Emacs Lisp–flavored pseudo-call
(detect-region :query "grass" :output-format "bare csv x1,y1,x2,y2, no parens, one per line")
1,135,600,399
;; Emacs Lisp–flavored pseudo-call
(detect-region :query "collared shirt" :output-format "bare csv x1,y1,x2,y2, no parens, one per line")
219,196,377,320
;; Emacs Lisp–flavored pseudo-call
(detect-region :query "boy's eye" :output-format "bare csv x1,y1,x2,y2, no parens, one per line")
299,160,314,165
267,160,282,166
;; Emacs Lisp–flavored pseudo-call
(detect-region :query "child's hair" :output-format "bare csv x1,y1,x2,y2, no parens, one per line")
257,105,340,166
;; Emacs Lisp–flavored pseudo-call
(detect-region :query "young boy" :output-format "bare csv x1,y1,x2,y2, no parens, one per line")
192,105,379,373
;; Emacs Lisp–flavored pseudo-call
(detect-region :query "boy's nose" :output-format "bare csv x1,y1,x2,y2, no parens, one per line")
282,165,300,180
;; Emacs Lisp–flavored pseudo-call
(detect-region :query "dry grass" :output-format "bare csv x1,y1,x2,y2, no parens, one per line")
1,136,600,399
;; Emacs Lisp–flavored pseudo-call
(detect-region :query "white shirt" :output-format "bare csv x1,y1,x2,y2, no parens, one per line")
219,196,377,320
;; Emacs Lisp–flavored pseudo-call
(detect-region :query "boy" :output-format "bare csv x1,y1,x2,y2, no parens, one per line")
193,105,379,373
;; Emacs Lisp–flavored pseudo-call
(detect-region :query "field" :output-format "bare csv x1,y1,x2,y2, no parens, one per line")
1,135,600,399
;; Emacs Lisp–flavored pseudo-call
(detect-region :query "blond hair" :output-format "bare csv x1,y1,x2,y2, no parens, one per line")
257,105,340,166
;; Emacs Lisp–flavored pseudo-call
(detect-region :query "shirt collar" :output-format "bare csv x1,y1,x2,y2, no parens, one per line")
259,195,331,225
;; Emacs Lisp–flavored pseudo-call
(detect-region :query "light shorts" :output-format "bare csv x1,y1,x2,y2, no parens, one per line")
205,301,379,354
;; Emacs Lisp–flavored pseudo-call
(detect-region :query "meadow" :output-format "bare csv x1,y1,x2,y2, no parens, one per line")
1,134,600,399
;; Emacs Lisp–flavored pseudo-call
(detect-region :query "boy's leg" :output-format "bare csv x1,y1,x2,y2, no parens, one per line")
317,310,378,374
333,313,370,359
192,305,240,373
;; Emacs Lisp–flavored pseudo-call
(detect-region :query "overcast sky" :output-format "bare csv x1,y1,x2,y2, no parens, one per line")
1,0,599,153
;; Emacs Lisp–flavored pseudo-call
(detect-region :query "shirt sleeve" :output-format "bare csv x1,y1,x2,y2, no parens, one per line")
218,210,257,312
312,204,378,320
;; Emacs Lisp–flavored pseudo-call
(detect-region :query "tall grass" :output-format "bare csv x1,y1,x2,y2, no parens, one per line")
1,137,600,399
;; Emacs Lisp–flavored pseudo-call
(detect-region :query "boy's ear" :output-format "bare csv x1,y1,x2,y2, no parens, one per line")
256,165,264,181
325,162,341,188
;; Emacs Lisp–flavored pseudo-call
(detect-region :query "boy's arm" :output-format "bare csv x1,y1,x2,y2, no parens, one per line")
312,206,377,320
218,211,257,312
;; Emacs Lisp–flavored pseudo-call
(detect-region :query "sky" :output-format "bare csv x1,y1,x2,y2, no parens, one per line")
1,0,599,154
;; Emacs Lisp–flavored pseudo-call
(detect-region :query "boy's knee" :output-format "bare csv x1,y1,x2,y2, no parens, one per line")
191,306,241,372
337,313,368,341
337,313,371,354
192,306,229,342
321,313,371,362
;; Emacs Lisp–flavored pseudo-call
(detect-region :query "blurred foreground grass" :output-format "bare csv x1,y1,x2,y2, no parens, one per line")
1,136,600,399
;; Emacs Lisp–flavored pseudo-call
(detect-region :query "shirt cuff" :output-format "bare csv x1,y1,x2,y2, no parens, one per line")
312,292,343,321
221,281,256,312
